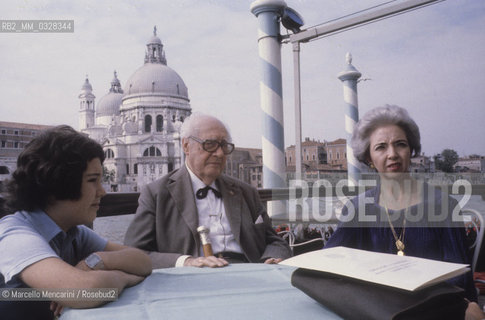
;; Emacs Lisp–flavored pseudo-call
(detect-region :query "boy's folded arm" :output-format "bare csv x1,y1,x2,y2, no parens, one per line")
20,256,145,309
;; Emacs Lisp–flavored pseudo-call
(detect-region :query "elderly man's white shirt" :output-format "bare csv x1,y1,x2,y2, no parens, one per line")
175,164,243,267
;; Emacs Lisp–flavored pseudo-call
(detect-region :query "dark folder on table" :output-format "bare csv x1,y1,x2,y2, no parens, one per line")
291,268,467,320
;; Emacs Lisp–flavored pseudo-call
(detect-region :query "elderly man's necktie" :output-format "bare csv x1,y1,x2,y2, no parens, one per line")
196,186,222,199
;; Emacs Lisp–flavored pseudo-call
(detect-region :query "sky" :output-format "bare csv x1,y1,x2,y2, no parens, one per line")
0,0,484,157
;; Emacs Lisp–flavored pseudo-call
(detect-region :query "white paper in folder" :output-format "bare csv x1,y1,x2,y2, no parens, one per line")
280,246,469,291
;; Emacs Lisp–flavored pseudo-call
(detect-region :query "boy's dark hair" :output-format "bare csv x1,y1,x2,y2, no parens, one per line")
4,125,105,213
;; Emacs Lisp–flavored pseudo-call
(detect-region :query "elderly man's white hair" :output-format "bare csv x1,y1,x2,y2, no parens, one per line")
180,112,232,142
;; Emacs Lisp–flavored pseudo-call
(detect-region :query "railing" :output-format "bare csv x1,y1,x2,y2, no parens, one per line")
98,184,485,217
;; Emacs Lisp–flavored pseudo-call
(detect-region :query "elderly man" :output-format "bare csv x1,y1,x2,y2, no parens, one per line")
124,113,292,268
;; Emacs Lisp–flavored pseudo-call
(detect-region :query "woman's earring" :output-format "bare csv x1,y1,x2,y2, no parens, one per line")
369,163,375,169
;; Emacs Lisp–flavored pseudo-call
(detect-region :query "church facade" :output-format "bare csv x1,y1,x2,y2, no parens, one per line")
79,28,191,192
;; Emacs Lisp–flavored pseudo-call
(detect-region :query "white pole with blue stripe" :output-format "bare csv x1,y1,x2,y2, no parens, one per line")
251,0,287,217
338,53,362,186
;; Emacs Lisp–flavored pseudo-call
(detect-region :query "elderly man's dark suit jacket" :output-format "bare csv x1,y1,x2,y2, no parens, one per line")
124,165,292,268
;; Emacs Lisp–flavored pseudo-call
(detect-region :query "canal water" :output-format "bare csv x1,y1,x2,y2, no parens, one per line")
94,214,134,244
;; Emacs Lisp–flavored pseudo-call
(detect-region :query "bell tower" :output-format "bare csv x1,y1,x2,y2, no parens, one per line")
79,76,96,130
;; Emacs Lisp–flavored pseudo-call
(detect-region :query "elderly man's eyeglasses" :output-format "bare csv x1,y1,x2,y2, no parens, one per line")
189,136,235,155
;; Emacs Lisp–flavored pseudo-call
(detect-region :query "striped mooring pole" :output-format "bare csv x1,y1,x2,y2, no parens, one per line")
251,0,287,217
338,53,362,186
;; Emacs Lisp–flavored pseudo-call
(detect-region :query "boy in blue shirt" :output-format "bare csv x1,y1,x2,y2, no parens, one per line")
0,125,151,319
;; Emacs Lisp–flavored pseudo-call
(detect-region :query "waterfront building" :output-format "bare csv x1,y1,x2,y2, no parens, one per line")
285,138,327,168
410,153,434,173
225,138,351,187
285,138,346,182
0,121,54,182
325,138,347,171
455,156,485,173
224,147,263,188
79,27,191,192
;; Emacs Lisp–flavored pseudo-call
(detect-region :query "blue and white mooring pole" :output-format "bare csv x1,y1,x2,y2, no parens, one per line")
251,0,287,217
338,53,362,186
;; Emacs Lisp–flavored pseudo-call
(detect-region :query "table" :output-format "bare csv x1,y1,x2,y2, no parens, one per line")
60,264,342,320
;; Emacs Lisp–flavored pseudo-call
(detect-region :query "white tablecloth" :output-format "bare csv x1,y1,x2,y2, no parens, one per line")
60,264,341,320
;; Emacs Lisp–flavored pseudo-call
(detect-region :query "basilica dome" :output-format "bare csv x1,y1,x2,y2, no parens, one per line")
97,71,124,117
124,63,188,99
123,27,189,100
97,92,123,117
